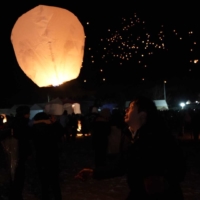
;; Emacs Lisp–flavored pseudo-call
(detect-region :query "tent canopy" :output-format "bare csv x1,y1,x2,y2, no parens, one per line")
125,99,168,111
153,100,168,110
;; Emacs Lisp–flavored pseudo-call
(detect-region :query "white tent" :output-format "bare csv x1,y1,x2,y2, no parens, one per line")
63,103,73,115
45,98,64,115
125,99,168,111
10,104,30,116
73,103,81,114
30,104,44,119
10,105,19,116
44,98,82,115
153,100,168,110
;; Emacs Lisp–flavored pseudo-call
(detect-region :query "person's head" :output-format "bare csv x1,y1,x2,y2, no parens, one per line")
49,114,57,123
16,106,30,119
124,96,158,131
34,112,49,121
63,110,68,115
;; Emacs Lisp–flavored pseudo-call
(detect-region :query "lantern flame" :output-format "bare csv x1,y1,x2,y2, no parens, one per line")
77,120,81,132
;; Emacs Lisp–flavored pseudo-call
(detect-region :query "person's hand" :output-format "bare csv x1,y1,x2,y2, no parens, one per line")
144,176,168,195
75,168,93,181
42,119,52,124
33,119,52,125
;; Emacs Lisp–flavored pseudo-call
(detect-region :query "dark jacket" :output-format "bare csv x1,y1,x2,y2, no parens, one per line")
13,117,32,160
93,125,186,200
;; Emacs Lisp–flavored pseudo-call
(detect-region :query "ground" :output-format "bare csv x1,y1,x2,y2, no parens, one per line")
0,133,200,200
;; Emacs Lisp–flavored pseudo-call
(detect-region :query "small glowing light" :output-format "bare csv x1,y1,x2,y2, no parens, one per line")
77,120,81,132
180,102,185,109
1,114,7,123
186,100,191,104
103,78,105,81
86,22,89,25
194,59,198,63
100,69,103,72
84,80,86,82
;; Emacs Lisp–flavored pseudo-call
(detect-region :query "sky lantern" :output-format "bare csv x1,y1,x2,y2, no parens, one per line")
11,5,85,87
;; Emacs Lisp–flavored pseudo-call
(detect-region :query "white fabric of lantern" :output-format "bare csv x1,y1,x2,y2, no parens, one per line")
11,5,85,87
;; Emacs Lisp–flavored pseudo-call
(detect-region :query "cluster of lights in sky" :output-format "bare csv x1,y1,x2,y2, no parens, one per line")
82,13,199,83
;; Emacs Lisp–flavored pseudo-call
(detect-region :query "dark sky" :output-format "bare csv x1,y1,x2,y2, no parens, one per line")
1,1,200,105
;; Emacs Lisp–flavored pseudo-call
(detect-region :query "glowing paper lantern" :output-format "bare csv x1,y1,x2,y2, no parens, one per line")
11,5,85,87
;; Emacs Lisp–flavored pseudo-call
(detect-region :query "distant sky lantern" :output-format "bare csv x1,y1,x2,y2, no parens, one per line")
11,5,85,87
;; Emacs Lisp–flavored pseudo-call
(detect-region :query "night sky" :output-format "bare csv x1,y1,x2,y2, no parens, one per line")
1,1,200,106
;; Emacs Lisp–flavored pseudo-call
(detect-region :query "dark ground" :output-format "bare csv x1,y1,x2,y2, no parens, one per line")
0,133,200,200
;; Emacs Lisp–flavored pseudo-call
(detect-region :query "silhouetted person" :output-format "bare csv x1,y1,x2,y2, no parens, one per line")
10,106,32,200
69,113,78,141
92,108,111,168
59,110,69,141
32,112,63,200
76,96,186,200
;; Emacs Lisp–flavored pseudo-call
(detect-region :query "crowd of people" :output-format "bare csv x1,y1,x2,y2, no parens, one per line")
0,96,200,200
